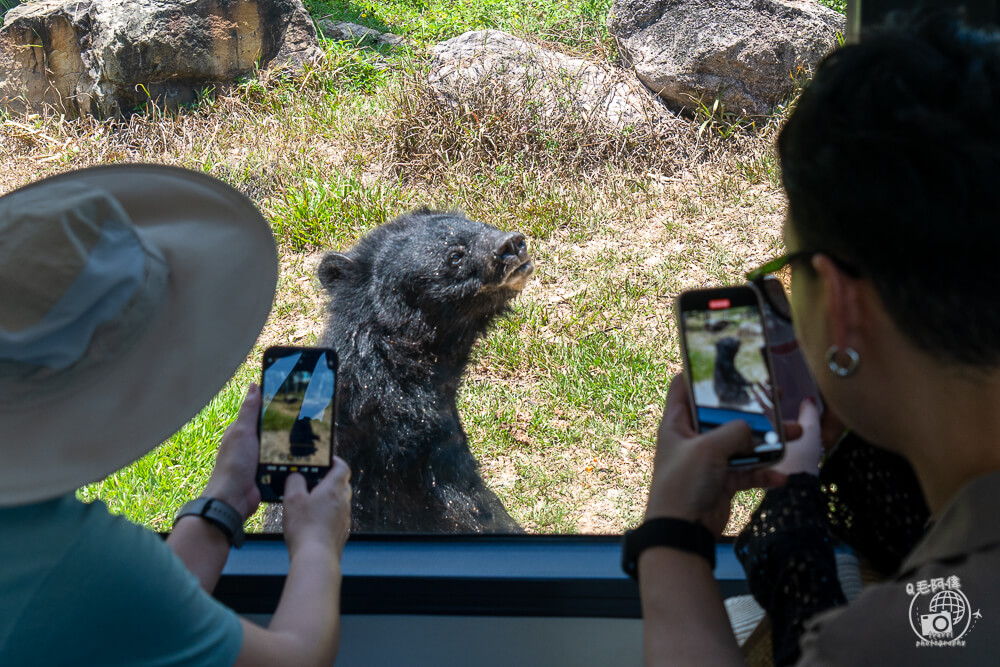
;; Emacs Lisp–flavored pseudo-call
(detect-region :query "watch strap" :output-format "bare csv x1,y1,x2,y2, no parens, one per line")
174,497,245,548
621,517,716,580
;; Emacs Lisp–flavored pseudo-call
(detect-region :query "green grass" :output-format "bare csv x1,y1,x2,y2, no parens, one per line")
817,0,847,13
77,363,264,532
269,169,405,250
0,0,20,17
305,0,615,52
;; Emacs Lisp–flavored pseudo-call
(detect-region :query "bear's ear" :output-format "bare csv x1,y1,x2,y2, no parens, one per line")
318,252,353,288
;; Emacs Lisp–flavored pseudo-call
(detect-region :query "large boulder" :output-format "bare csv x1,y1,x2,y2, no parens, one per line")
428,29,684,137
0,0,321,117
608,0,845,116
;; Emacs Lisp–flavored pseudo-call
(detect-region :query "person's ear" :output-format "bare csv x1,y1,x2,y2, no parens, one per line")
812,254,864,352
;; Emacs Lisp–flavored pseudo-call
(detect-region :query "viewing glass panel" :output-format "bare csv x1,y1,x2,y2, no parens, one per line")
60,0,847,538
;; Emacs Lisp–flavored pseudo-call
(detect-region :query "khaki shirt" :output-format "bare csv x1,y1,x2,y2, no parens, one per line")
798,468,1000,665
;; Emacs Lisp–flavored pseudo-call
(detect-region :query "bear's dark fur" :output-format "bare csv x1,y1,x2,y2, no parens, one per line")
713,336,751,406
315,209,532,533
288,418,319,458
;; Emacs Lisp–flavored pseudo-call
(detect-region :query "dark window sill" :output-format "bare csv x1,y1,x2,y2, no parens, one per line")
212,535,749,617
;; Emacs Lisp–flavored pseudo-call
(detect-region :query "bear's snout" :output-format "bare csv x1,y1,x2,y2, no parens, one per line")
493,232,533,290
493,232,528,263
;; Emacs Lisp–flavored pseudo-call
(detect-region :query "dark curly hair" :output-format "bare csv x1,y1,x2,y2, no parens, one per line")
779,9,1000,367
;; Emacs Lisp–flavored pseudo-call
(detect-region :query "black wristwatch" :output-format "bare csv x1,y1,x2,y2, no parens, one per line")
621,517,716,580
173,497,245,548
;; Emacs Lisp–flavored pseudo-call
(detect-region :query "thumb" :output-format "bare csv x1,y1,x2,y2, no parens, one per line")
315,456,351,492
700,419,755,459
284,473,307,500
661,374,697,438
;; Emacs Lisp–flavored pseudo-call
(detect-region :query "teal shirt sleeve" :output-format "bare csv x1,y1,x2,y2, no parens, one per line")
0,497,243,667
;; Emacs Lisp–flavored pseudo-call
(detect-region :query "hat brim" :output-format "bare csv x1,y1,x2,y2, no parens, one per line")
0,164,277,506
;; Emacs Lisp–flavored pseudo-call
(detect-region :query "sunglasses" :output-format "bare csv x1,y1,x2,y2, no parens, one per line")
745,251,862,321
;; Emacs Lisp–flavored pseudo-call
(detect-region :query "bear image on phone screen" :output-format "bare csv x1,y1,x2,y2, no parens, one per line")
260,352,334,467
684,307,770,414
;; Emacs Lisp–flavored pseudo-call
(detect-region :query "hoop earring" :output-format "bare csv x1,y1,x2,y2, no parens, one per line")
826,346,860,378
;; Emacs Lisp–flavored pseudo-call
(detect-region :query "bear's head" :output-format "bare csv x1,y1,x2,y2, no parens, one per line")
318,209,533,352
715,336,741,361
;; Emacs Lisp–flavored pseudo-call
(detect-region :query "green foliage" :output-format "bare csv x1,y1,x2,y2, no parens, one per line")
268,169,405,251
261,403,299,431
0,0,20,18
305,0,615,53
317,41,391,94
816,0,846,13
687,346,714,385
692,93,753,139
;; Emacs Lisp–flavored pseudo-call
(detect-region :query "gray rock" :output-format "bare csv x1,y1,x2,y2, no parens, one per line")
317,19,405,47
608,0,845,116
429,30,683,136
0,0,322,117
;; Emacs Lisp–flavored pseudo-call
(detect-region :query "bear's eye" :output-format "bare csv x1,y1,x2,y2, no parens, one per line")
447,248,465,266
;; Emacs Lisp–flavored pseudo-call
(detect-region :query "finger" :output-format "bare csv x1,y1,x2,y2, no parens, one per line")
751,382,774,410
819,400,846,451
783,423,803,441
799,398,820,426
700,418,755,459
661,374,697,438
284,473,307,499
742,468,788,489
248,486,262,510
236,383,262,425
317,456,351,491
725,468,787,495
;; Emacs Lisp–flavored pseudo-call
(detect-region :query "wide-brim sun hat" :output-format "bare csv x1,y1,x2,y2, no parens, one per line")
0,164,277,506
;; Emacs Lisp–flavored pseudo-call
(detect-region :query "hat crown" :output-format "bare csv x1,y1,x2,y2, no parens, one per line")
0,183,108,331
0,184,164,371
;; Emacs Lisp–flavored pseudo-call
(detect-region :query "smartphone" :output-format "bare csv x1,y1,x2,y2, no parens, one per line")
257,346,338,502
676,286,785,467
751,275,824,420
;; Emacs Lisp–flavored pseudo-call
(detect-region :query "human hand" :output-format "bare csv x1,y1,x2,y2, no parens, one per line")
645,375,787,535
819,403,847,452
771,399,822,476
202,384,263,522
282,457,352,560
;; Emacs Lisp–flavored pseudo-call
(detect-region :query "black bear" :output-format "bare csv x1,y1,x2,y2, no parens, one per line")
312,209,531,533
288,418,319,458
713,336,752,406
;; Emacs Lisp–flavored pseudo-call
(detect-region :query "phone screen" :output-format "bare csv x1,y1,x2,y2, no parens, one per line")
677,287,784,466
257,346,338,501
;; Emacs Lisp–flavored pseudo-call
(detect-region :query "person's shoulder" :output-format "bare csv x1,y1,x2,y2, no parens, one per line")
67,498,173,559
0,494,140,560
798,556,1000,665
